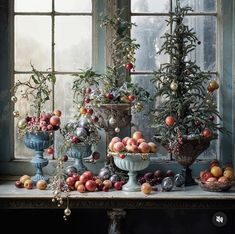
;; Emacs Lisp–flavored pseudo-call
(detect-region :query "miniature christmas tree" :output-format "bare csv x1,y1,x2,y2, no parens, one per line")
151,0,223,185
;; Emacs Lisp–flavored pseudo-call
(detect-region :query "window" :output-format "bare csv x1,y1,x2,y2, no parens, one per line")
131,0,218,160
13,0,93,158
0,0,233,175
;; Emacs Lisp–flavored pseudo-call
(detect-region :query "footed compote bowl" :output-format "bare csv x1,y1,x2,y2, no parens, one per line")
24,131,53,184
110,152,150,192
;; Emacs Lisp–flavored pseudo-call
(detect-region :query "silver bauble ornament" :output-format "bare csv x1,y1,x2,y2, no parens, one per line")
76,127,88,139
115,127,120,133
98,167,112,179
108,117,116,126
64,208,71,216
174,174,185,187
170,81,178,91
11,96,18,103
17,119,27,129
79,117,89,128
109,174,119,183
13,110,20,118
161,177,174,191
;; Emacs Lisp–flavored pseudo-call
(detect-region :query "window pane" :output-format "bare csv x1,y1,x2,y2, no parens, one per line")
55,0,92,12
54,75,77,154
184,16,216,71
15,0,52,12
131,0,170,13
14,74,53,158
132,16,169,72
15,16,51,71
55,16,92,71
173,0,216,12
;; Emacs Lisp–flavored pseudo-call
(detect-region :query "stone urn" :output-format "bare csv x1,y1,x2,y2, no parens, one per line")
66,144,92,173
24,131,53,184
154,134,217,186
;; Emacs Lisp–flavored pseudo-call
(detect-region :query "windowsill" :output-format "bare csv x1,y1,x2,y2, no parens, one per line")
1,180,235,210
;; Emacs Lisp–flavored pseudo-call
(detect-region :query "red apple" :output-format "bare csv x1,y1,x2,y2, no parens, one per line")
72,173,80,181
108,141,115,151
103,180,112,189
127,138,137,146
77,184,86,193
138,142,151,153
130,145,140,153
113,142,125,153
122,137,130,146
114,181,123,190
141,183,152,194
148,142,157,153
75,181,83,189
24,179,33,189
79,174,89,184
132,131,144,141
36,180,47,190
111,137,122,143
201,171,213,181
66,177,75,186
83,171,94,180
166,170,174,177
137,138,146,145
15,180,24,188
50,115,61,126
85,180,97,192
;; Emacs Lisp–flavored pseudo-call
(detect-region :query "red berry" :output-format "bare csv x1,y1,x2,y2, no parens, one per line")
71,136,79,143
202,128,212,138
119,154,126,159
128,95,135,102
165,116,175,126
114,182,122,190
125,63,134,70
84,98,91,103
106,93,114,100
86,108,93,115
92,116,99,123
47,147,54,154
63,155,68,162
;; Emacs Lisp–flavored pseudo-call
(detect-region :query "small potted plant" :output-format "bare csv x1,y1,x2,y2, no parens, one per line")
11,64,61,183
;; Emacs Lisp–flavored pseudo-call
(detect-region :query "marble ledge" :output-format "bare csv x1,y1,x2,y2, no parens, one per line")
1,181,235,200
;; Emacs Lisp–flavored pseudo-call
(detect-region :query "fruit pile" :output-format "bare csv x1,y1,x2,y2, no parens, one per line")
63,167,125,193
15,175,48,190
17,109,62,133
199,160,234,184
138,169,185,194
108,131,157,154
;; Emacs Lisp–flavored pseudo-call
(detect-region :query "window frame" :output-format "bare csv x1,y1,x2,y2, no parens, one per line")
0,0,234,176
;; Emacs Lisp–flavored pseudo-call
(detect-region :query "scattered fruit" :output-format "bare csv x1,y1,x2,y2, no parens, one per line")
36,180,47,190
20,175,31,184
15,180,24,188
141,183,152,194
24,179,33,189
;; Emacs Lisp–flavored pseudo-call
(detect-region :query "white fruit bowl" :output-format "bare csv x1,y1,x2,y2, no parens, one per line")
110,152,150,192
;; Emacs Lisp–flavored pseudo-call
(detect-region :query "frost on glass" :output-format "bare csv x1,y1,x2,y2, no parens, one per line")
173,0,216,12
15,16,51,71
131,0,170,13
55,16,92,71
54,75,77,154
55,0,92,12
184,16,216,71
14,74,53,158
132,16,169,72
15,0,52,12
